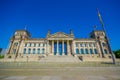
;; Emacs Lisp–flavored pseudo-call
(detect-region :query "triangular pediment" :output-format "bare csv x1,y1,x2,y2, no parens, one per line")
49,32,70,38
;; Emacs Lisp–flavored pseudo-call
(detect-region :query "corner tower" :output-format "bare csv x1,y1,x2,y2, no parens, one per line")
90,30,110,58
7,30,31,59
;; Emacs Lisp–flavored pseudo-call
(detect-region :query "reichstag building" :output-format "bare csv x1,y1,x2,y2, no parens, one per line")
5,29,112,62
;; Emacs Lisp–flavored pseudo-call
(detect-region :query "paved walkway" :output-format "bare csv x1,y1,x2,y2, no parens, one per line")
0,67,120,80
0,75,120,80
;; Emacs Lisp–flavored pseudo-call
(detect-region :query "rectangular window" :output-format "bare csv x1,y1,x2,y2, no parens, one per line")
89,43,92,47
29,43,32,47
38,43,40,47
13,49,16,54
80,44,83,47
84,43,87,47
93,44,96,47
43,43,45,47
25,43,27,47
76,43,78,47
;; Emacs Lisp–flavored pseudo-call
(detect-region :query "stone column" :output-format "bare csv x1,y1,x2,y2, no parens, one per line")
72,41,75,55
47,40,49,55
62,40,64,55
92,43,95,55
88,44,91,57
56,40,59,55
67,40,70,55
78,42,80,55
83,42,86,57
52,40,54,55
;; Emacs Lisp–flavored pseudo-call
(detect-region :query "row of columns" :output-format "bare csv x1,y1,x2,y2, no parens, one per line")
51,40,70,55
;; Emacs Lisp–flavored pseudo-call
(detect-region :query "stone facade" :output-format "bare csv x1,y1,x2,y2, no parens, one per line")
5,29,113,62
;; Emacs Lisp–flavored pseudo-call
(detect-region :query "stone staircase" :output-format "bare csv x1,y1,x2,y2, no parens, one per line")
39,55,81,62
3,55,81,62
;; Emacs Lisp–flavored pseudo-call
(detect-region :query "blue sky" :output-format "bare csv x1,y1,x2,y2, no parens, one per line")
0,0,120,50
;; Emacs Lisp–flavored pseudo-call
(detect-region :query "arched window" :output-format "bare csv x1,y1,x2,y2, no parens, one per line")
23,48,26,54
37,48,40,54
76,48,79,54
14,42,18,46
102,43,106,47
104,49,107,54
90,49,93,54
80,49,84,54
42,48,45,54
85,49,88,54
33,48,36,54
94,49,97,54
28,48,31,54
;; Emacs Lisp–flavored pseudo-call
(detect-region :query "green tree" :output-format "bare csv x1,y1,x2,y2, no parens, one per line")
113,49,120,58
0,54,4,59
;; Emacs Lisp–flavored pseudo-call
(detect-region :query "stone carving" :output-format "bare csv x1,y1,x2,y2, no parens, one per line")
49,32,70,38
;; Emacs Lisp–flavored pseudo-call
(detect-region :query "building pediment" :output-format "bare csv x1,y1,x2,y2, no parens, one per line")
50,32,70,38
48,32,73,38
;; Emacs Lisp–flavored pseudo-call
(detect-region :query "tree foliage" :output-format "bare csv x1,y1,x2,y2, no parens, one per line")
0,54,4,59
113,49,120,58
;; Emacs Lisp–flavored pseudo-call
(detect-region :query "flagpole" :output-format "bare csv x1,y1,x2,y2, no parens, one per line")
24,24,27,30
97,8,116,64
